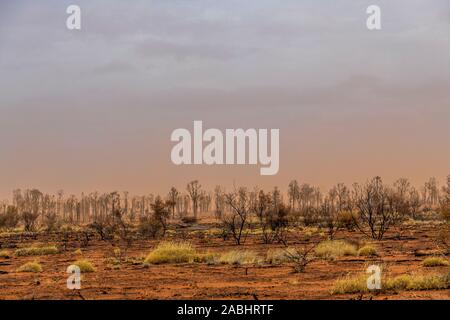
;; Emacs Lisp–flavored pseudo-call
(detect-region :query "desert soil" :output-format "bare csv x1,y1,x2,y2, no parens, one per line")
0,219,449,300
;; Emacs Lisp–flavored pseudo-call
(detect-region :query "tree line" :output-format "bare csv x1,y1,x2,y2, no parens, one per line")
0,175,449,242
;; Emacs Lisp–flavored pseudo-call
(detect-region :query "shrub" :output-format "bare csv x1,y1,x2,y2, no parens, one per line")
144,241,196,265
43,212,61,232
138,215,165,239
336,211,357,231
0,250,10,258
221,188,252,245
88,216,115,241
15,245,58,256
181,216,198,224
17,261,43,273
422,257,449,267
358,245,378,257
441,207,450,222
352,177,402,240
21,211,40,232
218,250,260,265
281,244,317,273
0,206,20,230
74,249,83,255
316,240,357,259
73,259,96,273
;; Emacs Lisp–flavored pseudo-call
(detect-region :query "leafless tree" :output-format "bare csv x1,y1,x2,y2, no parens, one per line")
288,180,300,211
222,187,251,245
187,180,201,219
167,187,179,219
352,177,401,240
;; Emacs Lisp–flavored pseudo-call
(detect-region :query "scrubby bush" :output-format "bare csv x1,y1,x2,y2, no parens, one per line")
181,216,198,224
352,177,402,240
253,190,289,244
73,259,96,273
0,250,10,258
43,212,61,233
15,245,58,256
336,211,357,231
138,197,170,239
144,241,196,265
282,244,316,273
441,207,450,222
17,261,43,273
221,188,252,245
315,240,357,259
21,211,40,232
0,206,20,230
88,215,116,241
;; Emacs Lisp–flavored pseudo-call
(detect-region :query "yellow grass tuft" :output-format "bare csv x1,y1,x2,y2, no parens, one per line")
144,241,196,265
316,240,357,259
422,257,449,267
332,271,449,294
219,250,261,265
0,250,10,258
15,245,58,256
73,259,96,273
332,275,368,294
358,245,378,257
17,261,43,273
266,248,297,265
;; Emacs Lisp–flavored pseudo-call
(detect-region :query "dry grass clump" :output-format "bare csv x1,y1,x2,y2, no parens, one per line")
16,261,43,273
15,245,58,256
358,245,378,257
218,250,261,265
74,249,83,255
332,270,450,294
316,240,357,259
422,257,449,267
332,275,368,294
144,241,197,265
266,248,297,264
192,252,217,264
73,259,96,273
384,274,448,291
0,250,10,258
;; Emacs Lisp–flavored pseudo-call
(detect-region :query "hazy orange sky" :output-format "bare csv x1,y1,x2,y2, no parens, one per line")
1,1,449,199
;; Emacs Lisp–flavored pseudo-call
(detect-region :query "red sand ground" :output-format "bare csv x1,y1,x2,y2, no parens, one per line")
0,220,449,300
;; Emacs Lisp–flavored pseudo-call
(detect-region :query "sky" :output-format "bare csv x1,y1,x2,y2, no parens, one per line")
0,0,449,199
